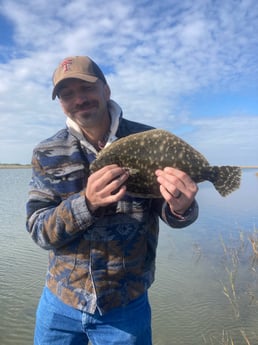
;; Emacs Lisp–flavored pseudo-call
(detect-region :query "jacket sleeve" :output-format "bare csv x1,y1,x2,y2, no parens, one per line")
154,199,199,229
26,151,96,250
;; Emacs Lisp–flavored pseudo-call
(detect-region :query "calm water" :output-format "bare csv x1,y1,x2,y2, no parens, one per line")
0,169,258,345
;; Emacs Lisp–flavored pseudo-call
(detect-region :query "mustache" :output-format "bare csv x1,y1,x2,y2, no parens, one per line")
73,100,98,111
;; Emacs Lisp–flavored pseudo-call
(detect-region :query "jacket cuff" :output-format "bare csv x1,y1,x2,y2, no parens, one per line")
71,193,97,230
162,200,198,228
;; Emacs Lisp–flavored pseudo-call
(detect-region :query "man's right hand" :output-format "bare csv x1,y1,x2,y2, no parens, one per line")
85,164,129,213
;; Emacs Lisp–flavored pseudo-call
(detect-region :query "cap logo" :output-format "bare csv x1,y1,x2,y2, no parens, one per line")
61,58,73,72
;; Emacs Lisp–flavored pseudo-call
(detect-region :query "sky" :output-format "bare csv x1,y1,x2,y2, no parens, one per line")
0,0,257,166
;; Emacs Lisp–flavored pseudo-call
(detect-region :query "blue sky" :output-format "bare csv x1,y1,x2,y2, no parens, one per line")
0,0,257,165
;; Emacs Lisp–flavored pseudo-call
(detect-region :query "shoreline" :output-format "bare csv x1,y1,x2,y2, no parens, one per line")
0,164,32,169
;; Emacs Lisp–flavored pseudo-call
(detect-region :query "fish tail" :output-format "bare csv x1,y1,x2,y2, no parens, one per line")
208,166,242,197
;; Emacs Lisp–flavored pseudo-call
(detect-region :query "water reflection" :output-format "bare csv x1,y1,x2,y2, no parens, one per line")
150,170,258,345
0,169,257,345
0,169,47,345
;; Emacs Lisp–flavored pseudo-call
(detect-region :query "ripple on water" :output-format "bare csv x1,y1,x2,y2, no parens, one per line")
1,169,258,345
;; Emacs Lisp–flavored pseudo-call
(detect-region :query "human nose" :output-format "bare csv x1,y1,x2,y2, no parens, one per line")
74,89,88,103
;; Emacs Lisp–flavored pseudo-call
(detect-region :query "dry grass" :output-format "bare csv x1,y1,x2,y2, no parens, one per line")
199,227,258,344
202,329,252,345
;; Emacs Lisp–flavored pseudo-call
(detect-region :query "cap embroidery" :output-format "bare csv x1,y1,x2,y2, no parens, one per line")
61,59,73,72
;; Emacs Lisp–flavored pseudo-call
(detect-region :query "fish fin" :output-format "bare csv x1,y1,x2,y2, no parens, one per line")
207,166,241,197
125,191,161,198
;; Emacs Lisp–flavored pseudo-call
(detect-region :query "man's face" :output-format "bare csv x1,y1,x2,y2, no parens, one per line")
58,78,111,129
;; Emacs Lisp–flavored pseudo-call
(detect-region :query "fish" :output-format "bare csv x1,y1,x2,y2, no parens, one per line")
90,129,241,198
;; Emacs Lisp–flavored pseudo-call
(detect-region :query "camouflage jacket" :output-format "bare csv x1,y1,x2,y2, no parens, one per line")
26,104,198,315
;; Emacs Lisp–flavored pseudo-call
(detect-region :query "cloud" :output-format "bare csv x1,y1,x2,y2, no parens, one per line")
180,116,258,166
0,0,257,163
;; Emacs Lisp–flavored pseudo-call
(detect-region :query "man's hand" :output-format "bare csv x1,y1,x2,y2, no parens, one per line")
85,164,129,212
155,167,198,215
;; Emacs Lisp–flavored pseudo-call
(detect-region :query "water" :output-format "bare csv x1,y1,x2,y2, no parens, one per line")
0,169,258,345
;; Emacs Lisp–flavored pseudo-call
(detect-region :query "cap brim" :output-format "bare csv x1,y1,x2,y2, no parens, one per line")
52,73,98,100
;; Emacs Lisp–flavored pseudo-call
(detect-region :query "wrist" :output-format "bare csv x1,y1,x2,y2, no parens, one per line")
163,200,197,221
171,208,186,220
85,196,99,214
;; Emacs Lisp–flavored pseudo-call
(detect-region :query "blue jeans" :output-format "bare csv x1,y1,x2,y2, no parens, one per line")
34,287,152,345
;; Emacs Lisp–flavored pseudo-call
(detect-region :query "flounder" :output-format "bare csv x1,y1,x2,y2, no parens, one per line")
90,129,241,198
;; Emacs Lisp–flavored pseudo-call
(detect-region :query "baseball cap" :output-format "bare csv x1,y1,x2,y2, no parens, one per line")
52,56,107,99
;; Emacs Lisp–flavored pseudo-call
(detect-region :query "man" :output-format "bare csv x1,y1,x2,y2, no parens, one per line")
26,56,199,345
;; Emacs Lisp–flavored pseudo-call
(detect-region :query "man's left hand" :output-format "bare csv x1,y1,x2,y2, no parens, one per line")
155,167,198,216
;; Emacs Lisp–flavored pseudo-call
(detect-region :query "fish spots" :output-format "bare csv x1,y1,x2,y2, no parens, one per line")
90,129,241,197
